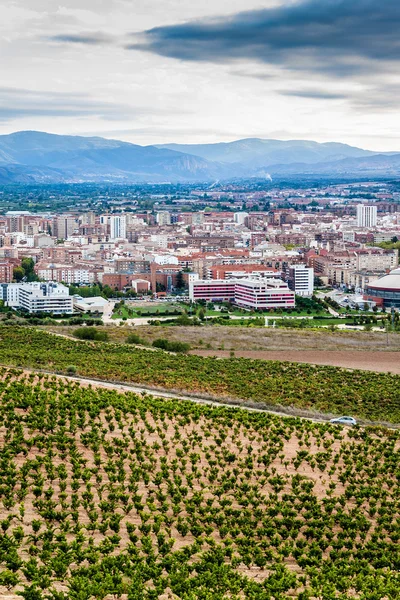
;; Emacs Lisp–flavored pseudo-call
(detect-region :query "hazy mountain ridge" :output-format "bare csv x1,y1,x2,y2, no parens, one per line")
157,138,378,167
266,153,400,175
0,131,398,184
0,131,229,183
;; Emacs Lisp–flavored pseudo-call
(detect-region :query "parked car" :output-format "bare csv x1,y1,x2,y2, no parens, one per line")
330,416,357,426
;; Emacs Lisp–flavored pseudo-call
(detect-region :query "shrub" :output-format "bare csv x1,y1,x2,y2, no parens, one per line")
66,365,77,375
74,327,109,342
152,338,190,353
126,333,147,346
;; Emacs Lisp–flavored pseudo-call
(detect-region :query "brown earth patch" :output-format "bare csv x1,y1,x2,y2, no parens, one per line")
191,349,400,374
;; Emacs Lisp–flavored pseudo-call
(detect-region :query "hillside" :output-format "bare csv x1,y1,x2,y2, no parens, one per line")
0,131,233,183
266,152,400,176
0,368,398,599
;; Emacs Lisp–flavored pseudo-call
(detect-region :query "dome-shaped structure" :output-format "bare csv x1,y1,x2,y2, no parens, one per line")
365,268,400,307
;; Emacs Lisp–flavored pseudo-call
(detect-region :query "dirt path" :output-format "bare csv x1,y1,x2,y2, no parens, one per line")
1,362,398,428
192,349,400,374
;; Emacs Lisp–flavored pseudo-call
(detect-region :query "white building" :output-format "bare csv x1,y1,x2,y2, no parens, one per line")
356,204,377,228
73,295,108,314
234,279,295,310
287,265,314,297
110,216,127,240
234,212,249,225
37,264,97,285
2,282,73,314
189,279,236,303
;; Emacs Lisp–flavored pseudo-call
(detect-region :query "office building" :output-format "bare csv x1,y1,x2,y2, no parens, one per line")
189,278,295,309
1,282,73,314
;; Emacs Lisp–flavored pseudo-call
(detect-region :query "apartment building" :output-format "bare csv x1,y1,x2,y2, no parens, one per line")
354,249,398,271
109,216,127,240
0,262,14,283
2,282,73,314
156,211,172,226
286,265,314,297
356,204,377,228
208,265,280,280
53,217,77,240
36,263,97,285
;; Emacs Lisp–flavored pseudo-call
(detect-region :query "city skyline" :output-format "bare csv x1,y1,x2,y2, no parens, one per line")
1,0,399,150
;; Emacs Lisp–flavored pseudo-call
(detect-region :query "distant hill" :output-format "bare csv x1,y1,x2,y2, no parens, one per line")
0,131,235,183
265,153,400,176
0,131,398,183
157,138,378,168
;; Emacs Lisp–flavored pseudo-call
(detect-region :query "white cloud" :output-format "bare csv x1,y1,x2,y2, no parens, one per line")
0,0,398,151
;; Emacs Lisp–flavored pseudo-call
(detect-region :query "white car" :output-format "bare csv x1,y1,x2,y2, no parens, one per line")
330,416,357,426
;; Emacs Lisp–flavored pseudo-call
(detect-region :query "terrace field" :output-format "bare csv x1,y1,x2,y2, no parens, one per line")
0,368,399,599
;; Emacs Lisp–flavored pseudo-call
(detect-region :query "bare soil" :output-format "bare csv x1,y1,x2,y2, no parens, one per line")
191,349,400,374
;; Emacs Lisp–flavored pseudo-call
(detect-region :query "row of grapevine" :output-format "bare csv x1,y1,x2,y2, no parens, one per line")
0,327,399,422
0,368,399,598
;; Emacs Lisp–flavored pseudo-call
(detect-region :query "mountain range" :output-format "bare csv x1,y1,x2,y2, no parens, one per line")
0,131,399,184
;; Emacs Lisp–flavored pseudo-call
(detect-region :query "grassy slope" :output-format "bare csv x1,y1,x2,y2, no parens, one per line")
0,327,400,423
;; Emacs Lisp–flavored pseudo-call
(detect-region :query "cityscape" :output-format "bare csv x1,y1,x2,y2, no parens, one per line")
0,180,400,317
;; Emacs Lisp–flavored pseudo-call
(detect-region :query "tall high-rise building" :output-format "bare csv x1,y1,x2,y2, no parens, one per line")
109,216,127,239
156,211,171,226
356,204,377,228
53,217,76,240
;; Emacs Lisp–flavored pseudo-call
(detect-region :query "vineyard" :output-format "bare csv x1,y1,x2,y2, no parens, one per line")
0,368,399,599
0,328,400,423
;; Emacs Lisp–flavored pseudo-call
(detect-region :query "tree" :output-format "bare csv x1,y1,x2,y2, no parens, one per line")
13,266,25,282
21,258,38,282
175,271,185,290
314,276,324,287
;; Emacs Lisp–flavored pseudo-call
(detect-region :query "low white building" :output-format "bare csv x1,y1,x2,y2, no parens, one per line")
73,295,108,314
2,282,73,314
234,279,295,310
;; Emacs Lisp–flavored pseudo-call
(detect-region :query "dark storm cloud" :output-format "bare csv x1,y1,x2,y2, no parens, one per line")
49,33,113,45
0,87,134,121
128,0,400,76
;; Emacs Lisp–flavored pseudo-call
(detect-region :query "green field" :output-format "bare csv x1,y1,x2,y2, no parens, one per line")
0,327,400,423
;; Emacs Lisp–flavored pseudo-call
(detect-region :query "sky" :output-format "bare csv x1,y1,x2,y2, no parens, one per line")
1,0,400,150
